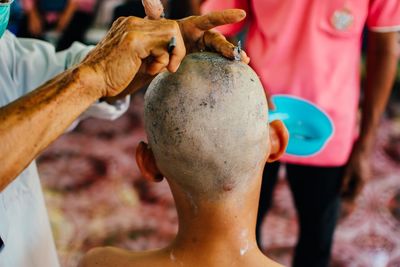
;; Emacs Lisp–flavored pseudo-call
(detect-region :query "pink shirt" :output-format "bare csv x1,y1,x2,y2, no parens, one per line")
203,0,400,166
72,0,96,13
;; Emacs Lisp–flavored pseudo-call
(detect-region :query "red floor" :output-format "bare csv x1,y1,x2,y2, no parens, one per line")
37,95,400,267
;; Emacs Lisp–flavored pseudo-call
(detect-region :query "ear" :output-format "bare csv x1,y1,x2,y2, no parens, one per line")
267,120,289,163
136,141,164,182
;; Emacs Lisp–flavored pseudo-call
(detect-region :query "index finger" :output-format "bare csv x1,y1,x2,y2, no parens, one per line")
193,9,246,31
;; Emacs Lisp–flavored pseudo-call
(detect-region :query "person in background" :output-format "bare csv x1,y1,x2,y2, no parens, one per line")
18,0,72,39
56,0,98,50
201,0,400,267
112,0,146,22
18,0,98,50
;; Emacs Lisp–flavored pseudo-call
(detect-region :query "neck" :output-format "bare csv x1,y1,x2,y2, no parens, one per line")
166,175,263,260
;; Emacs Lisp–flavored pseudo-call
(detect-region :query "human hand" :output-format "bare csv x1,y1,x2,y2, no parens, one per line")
261,83,275,110
178,9,250,64
341,140,372,207
79,16,185,98
266,92,275,110
103,9,250,101
28,10,43,36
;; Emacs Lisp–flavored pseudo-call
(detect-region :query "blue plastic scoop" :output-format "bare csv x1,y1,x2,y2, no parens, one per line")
268,95,334,157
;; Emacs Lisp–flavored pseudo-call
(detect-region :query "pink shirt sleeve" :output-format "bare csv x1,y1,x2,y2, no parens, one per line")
367,0,400,31
201,0,249,37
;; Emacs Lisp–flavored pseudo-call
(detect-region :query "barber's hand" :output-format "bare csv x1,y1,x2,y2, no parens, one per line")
178,9,250,64
80,16,185,98
341,140,372,209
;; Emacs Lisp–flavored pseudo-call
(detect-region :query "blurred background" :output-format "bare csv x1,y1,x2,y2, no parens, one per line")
6,1,400,266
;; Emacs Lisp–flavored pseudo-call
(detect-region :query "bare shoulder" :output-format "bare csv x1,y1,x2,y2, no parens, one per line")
78,247,129,267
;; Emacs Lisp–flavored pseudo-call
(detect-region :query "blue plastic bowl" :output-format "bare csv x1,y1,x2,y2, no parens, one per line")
268,95,334,157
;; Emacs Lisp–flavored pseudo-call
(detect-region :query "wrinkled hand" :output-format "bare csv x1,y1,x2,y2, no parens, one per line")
178,9,250,64
341,140,372,207
80,16,185,98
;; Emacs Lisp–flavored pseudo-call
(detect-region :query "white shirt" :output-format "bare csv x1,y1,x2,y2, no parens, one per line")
0,31,129,267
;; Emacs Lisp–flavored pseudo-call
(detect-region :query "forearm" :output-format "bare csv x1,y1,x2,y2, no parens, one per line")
0,66,101,191
58,0,78,31
359,31,399,148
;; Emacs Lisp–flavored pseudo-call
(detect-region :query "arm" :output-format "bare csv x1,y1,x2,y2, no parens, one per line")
342,31,399,201
11,36,129,121
26,3,43,36
360,31,399,147
0,17,185,192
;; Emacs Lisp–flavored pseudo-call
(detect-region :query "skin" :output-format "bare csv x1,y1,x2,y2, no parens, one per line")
142,0,165,19
0,9,250,192
79,52,289,267
79,122,288,267
341,31,400,206
26,0,78,35
27,5,43,36
144,53,266,199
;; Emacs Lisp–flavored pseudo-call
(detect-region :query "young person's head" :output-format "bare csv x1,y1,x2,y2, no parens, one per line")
136,52,288,204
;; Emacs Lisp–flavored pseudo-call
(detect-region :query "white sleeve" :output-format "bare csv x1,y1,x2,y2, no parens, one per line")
66,96,130,131
11,37,92,94
80,96,131,121
8,33,129,123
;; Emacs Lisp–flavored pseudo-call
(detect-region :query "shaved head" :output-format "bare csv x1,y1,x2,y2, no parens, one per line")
144,53,269,200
